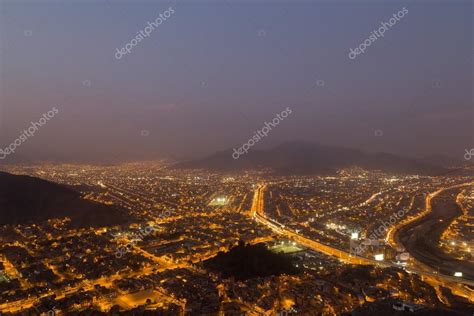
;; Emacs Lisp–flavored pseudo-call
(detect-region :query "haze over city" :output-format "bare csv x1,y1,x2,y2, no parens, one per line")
0,0,472,162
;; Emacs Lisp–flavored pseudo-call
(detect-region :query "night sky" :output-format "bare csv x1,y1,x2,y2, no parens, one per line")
0,0,472,162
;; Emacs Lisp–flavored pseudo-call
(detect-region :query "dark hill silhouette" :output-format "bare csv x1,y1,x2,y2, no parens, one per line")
177,141,446,175
0,172,128,228
203,242,300,280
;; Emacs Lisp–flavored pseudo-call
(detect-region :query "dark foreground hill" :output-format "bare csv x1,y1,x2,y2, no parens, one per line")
177,141,446,176
204,242,300,280
0,172,128,228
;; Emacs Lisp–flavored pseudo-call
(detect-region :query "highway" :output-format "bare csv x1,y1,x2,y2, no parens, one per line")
249,183,474,303
250,185,375,266
396,186,474,278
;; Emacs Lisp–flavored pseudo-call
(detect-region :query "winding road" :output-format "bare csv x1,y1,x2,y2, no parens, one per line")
249,183,474,303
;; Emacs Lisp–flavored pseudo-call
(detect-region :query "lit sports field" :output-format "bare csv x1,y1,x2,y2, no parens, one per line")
269,242,303,254
209,196,229,206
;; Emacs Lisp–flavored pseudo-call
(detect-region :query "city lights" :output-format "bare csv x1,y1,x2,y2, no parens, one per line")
374,254,384,261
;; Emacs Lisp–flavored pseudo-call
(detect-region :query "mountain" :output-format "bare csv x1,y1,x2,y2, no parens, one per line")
0,172,128,228
421,154,465,167
176,141,447,175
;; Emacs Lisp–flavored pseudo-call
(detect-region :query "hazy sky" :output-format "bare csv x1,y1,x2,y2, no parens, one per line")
0,0,472,162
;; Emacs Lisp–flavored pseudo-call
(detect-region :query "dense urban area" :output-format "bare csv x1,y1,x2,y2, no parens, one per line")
0,162,473,315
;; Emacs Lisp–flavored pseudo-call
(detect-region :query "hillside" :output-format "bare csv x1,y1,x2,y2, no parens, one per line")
177,141,446,175
0,172,128,228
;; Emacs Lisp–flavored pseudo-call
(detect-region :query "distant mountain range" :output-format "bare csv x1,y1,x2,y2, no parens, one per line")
176,141,448,175
0,172,128,228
